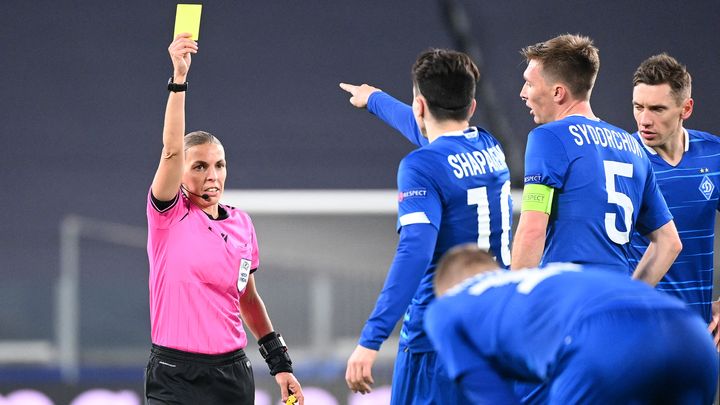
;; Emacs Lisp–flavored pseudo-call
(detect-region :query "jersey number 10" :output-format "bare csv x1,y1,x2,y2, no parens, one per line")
467,180,512,266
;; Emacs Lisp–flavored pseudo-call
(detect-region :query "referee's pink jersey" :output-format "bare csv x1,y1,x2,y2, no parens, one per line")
146,189,259,354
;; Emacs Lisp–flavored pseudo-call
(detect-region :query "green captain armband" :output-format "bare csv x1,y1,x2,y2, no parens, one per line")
521,184,554,214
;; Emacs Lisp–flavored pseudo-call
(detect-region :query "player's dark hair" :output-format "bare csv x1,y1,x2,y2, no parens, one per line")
633,53,692,105
184,130,223,151
435,244,498,295
521,34,599,100
411,48,480,122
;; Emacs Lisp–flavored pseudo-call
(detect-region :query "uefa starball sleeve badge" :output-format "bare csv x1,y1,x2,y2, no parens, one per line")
237,258,251,292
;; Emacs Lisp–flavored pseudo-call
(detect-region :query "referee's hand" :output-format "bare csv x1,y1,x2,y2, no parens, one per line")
275,372,304,405
168,33,197,80
345,345,378,394
339,83,381,109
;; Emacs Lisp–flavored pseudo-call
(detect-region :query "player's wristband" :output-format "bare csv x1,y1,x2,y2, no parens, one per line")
258,331,293,376
521,183,554,214
167,77,188,92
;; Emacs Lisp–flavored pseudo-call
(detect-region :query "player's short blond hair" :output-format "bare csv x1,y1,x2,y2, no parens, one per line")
521,34,599,100
435,244,498,296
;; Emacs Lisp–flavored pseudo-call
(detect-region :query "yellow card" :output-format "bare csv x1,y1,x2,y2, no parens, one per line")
173,4,202,40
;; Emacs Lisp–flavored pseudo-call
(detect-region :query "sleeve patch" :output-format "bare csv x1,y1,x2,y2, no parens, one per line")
524,174,543,184
398,188,427,201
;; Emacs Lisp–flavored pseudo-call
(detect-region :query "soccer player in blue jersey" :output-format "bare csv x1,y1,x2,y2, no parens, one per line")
425,244,719,404
341,49,513,404
628,53,720,347
511,34,681,285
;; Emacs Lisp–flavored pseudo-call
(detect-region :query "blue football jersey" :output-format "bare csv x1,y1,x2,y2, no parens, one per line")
396,127,512,350
424,264,685,387
628,129,720,323
523,115,672,273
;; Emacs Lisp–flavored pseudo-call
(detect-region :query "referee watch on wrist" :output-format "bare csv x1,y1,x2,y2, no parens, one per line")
167,77,188,92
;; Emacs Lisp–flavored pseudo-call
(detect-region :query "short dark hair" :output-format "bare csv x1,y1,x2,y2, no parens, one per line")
521,34,599,100
411,48,480,122
184,130,223,151
633,53,692,105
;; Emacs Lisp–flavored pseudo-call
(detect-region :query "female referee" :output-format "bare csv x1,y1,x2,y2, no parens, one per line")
144,33,304,405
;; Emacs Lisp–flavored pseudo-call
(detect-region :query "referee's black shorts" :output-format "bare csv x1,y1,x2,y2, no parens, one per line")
145,344,255,405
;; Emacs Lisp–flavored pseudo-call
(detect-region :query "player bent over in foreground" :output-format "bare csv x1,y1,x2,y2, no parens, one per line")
425,244,718,404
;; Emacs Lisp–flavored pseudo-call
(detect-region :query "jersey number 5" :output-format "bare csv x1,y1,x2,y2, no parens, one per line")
467,180,512,266
604,160,634,244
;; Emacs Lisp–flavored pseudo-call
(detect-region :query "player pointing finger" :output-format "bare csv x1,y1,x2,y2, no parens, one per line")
339,82,381,109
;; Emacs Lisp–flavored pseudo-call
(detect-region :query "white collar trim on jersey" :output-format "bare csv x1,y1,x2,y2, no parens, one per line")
639,128,689,155
440,126,479,139
566,114,601,122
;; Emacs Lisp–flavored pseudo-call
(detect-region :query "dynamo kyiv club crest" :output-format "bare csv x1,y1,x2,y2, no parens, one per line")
699,175,714,200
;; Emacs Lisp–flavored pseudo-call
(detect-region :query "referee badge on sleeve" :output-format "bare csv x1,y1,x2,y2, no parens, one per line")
237,259,251,292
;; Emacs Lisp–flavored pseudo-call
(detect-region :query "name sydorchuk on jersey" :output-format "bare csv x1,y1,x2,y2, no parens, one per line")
568,124,643,158
447,144,508,179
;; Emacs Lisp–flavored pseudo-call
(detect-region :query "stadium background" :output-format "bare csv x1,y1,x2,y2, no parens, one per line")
1,1,718,403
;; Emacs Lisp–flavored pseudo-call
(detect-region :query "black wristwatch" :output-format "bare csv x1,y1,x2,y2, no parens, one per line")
167,77,188,92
